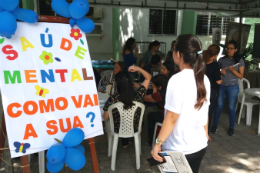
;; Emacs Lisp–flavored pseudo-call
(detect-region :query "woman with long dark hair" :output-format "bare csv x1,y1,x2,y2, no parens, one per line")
151,34,210,173
160,61,177,78
103,66,151,148
212,40,245,136
98,61,127,95
123,38,138,78
165,40,177,63
203,44,222,141
141,40,165,68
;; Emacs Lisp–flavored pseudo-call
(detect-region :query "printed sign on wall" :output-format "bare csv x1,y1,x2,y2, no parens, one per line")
0,22,103,158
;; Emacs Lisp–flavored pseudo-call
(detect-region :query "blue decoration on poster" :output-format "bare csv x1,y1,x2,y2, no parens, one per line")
0,11,17,38
62,128,84,148
51,0,95,33
65,148,86,171
47,160,65,173
46,143,66,164
14,142,31,154
0,0,38,38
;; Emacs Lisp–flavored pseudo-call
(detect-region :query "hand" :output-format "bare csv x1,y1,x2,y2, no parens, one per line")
228,66,235,72
221,67,227,75
128,65,140,72
151,144,163,162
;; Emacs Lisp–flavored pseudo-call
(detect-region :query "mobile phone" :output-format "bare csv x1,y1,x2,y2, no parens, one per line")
232,63,240,67
146,154,166,166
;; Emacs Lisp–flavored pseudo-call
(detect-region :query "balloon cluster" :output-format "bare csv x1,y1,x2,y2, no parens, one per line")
0,0,38,39
51,0,95,34
46,128,86,173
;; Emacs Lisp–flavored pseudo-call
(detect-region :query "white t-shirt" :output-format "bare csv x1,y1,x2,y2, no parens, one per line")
162,69,211,155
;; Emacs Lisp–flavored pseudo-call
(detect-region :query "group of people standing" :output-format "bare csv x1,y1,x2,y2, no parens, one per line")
96,34,244,173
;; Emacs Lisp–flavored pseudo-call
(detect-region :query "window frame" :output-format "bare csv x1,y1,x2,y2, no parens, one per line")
148,9,178,36
196,12,236,36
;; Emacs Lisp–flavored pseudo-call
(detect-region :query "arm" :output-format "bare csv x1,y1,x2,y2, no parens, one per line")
103,111,109,120
134,48,139,58
129,66,152,90
144,94,156,102
133,82,141,88
151,110,180,162
228,66,244,79
204,117,210,141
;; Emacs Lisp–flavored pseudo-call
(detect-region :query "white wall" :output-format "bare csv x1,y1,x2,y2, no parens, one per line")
87,7,227,61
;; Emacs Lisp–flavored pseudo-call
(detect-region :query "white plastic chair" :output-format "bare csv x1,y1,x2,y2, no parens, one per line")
152,122,162,147
107,101,145,170
237,78,260,125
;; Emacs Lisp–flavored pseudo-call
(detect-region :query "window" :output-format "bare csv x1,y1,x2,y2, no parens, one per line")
39,0,73,16
149,9,177,35
196,13,235,36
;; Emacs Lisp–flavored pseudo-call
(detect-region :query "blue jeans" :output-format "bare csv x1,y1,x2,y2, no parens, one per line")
213,85,239,129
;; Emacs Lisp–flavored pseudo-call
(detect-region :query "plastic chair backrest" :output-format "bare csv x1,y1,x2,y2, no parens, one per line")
238,78,250,97
108,101,145,137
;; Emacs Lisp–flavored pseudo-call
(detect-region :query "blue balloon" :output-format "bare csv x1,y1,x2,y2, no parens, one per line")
69,0,89,19
12,8,38,23
0,6,3,12
65,148,86,171
47,160,65,173
73,144,85,154
62,128,84,148
46,143,66,164
0,0,19,11
76,17,95,34
69,18,76,27
0,11,17,39
51,0,71,18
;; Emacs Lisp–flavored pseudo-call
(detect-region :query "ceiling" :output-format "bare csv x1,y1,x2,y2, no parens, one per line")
88,0,260,17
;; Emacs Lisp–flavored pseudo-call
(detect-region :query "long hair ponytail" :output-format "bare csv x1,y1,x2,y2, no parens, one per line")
175,34,207,110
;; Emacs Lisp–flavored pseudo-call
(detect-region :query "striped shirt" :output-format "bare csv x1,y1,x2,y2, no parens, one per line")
218,57,245,86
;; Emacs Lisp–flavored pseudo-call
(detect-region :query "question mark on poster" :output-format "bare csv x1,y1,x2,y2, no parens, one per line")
86,112,95,127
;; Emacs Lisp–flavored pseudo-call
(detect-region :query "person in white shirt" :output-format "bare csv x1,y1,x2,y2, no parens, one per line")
151,34,211,173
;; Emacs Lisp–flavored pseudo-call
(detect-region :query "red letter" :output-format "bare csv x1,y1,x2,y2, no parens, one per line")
55,69,68,82
46,120,58,135
73,116,84,128
23,124,38,140
2,45,18,61
7,103,22,118
59,118,71,133
60,38,72,51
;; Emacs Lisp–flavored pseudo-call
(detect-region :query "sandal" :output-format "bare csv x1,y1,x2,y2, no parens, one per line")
123,141,132,149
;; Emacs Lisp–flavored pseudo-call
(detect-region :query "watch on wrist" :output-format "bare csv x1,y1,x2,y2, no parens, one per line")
155,138,164,145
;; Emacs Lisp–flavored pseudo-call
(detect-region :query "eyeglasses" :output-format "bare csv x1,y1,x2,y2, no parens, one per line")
226,48,235,50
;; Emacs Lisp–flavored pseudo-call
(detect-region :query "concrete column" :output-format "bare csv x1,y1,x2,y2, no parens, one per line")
181,11,197,35
112,8,120,61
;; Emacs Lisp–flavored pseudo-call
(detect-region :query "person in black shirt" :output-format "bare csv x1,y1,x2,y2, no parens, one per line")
203,44,222,141
140,54,161,82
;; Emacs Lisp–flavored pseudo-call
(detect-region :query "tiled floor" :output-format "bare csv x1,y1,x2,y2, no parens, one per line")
1,106,260,173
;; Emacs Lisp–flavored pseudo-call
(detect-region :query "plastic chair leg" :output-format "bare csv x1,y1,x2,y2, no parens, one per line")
235,101,238,112
258,106,260,136
134,134,140,169
238,95,245,124
138,133,141,156
246,104,253,126
152,125,158,147
111,135,119,171
107,133,113,157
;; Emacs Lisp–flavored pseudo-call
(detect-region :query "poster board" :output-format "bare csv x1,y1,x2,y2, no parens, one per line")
225,22,251,52
0,22,103,158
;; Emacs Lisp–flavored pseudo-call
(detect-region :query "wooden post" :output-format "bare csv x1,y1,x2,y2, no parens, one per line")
88,138,99,173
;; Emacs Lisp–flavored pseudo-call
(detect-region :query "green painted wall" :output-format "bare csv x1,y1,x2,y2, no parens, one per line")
112,8,120,61
181,11,197,35
22,0,34,10
244,18,260,45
